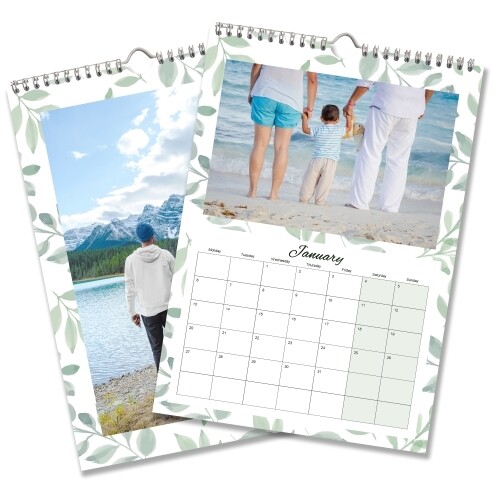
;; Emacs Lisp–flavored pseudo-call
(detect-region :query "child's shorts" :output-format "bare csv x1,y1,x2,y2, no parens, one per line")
251,96,301,128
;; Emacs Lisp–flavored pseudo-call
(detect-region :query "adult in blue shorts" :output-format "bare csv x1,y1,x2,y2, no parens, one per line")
248,64,317,199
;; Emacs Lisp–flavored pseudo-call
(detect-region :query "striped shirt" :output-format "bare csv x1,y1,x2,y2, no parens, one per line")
310,123,342,160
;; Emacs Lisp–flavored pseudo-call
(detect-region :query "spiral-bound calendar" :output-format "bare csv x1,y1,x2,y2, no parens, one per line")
8,21,482,468
152,22,482,453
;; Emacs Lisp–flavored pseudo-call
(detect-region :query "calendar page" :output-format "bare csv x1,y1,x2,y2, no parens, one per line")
153,24,483,452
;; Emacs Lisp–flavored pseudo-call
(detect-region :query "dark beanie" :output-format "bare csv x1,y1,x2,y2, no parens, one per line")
136,223,155,243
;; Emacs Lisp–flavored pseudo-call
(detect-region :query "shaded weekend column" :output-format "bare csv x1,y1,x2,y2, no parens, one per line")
375,282,428,428
209,257,263,404
242,262,294,409
177,253,229,399
309,273,362,419
341,278,395,424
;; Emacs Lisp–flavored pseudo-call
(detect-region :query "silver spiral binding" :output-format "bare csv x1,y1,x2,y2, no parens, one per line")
215,22,476,73
11,42,206,95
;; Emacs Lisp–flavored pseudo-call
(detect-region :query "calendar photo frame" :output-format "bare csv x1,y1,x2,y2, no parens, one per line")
153,23,483,453
8,47,266,471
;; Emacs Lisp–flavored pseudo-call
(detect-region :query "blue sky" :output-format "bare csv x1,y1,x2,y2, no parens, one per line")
42,84,198,230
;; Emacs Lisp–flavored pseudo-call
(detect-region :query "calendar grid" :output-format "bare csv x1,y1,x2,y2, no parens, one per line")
177,252,429,429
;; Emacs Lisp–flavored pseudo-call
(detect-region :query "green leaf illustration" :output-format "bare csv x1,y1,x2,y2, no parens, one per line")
173,245,188,271
199,430,210,447
11,105,22,134
87,445,119,464
222,36,250,48
346,430,369,435
155,383,170,397
362,246,386,253
137,428,156,457
467,93,478,116
113,456,139,464
62,364,80,375
315,54,340,65
212,60,225,96
204,45,219,71
378,66,391,83
195,118,204,136
437,295,447,319
167,357,174,370
239,429,268,440
271,419,284,432
68,403,76,422
207,216,232,225
105,88,113,99
314,232,325,244
452,173,467,191
312,431,344,441
410,440,427,452
161,401,189,412
182,68,195,84
441,84,455,93
115,76,140,87
300,60,311,71
50,305,62,333
286,227,301,239
29,203,37,221
196,55,206,69
423,375,437,393
65,316,78,353
47,246,68,264
76,439,89,456
444,210,453,232
39,212,57,229
33,105,59,113
213,409,231,421
175,433,198,451
60,290,76,301
198,155,210,173
359,55,379,80
21,89,50,101
429,336,442,359
159,61,178,87
64,380,75,396
397,61,431,75
387,436,398,449
455,131,472,157
423,73,442,87
22,164,40,176
78,412,97,429
169,307,181,318
302,229,312,241
25,116,38,154
253,415,270,431
37,239,49,257
24,180,35,196
198,106,216,116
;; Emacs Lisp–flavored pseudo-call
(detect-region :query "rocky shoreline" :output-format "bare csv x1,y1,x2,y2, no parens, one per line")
94,365,182,427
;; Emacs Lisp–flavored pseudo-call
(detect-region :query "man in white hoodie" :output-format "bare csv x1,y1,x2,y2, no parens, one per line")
124,222,175,370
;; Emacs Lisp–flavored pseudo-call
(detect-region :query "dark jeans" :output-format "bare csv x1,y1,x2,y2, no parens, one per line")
141,310,167,371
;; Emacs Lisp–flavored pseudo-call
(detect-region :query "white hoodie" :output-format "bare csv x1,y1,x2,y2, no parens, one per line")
124,244,175,317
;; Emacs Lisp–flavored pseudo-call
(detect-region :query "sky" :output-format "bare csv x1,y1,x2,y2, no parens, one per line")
42,83,198,231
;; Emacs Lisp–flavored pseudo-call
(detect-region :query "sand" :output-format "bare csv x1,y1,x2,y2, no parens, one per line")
204,171,441,249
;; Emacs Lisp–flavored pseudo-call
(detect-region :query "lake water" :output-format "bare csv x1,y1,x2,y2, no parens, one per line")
74,276,155,385
210,60,459,207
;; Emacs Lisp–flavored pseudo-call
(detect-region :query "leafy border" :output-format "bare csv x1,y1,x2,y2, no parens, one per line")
8,54,263,470
154,29,483,453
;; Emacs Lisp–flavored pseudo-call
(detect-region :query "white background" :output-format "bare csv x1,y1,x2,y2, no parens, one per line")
0,1,496,497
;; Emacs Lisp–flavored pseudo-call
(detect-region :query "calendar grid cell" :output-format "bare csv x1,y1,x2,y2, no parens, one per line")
178,252,429,430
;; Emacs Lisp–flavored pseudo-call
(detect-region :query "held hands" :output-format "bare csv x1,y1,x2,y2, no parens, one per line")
131,314,141,326
343,103,354,118
303,107,313,119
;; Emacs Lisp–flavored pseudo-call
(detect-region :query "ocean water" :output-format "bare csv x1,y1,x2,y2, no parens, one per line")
74,276,155,385
210,60,459,207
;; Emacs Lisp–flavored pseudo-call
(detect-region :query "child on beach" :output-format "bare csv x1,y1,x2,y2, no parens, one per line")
299,104,342,205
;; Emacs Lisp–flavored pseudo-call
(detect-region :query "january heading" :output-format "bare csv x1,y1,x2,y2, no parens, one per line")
289,244,344,266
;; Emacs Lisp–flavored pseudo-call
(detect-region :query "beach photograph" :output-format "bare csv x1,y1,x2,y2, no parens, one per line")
41,85,198,434
204,60,459,248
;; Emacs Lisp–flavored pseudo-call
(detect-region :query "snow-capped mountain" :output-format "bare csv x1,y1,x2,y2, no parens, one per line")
63,195,184,251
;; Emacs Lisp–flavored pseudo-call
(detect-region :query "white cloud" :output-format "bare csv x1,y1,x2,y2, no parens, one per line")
117,128,150,156
71,151,87,160
132,107,149,126
62,83,199,231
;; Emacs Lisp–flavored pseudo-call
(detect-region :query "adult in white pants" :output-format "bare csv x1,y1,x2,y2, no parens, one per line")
343,82,434,213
